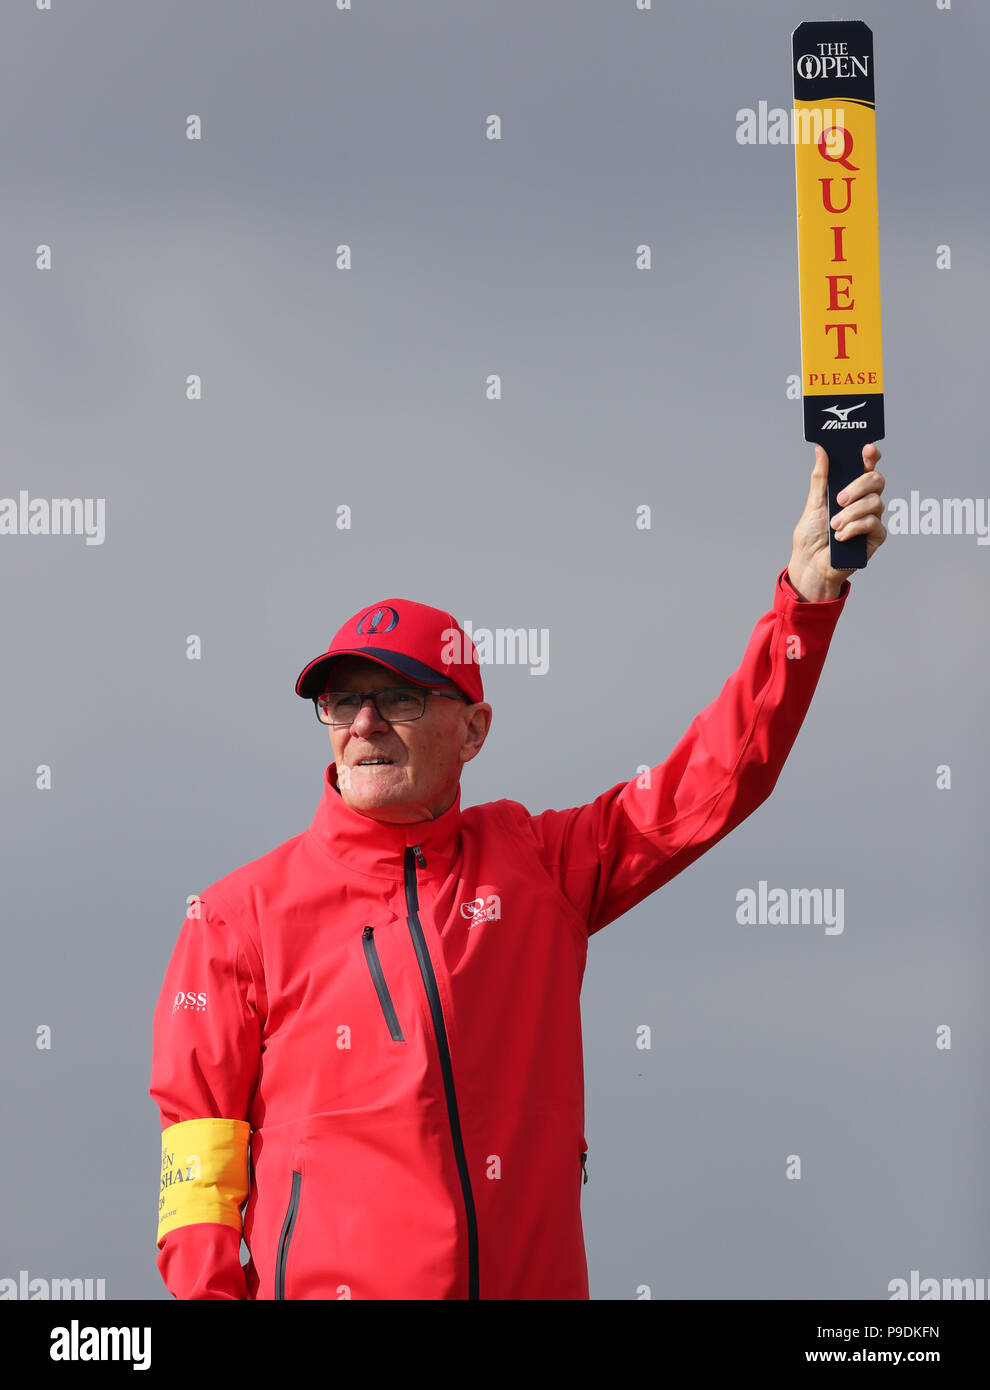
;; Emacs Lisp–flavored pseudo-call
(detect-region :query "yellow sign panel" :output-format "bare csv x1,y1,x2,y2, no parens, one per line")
794,97,883,395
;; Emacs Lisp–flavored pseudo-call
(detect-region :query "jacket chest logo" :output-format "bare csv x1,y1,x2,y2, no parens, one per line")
459,893,501,929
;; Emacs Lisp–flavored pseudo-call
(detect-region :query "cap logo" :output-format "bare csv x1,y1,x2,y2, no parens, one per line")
356,606,399,636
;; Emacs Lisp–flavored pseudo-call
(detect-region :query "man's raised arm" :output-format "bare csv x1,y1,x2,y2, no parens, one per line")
515,443,887,934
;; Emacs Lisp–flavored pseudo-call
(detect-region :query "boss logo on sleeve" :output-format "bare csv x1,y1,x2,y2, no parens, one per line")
172,990,208,1014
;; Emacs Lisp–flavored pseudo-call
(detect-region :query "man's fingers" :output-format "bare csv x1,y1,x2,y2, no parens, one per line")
808,441,884,512
855,442,882,475
831,494,885,529
836,470,885,506
833,512,886,541
809,444,829,508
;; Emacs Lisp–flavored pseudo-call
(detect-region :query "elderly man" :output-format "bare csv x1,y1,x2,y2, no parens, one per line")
150,445,886,1300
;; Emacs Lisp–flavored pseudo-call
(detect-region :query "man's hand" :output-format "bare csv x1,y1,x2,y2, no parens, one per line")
786,443,887,601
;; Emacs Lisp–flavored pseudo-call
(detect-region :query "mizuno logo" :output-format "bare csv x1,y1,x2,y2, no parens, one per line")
821,401,867,428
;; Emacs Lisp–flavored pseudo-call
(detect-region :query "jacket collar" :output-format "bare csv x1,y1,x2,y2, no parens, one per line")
306,762,464,879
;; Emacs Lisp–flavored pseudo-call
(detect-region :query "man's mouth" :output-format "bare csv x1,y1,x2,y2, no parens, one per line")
356,758,394,766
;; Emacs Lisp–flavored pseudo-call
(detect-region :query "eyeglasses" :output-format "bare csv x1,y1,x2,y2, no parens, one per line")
315,687,468,726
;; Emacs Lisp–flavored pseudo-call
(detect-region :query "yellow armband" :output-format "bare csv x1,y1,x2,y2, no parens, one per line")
157,1117,251,1245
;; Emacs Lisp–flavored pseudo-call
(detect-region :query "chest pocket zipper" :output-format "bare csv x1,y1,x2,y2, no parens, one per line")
275,1170,301,1300
362,925,405,1042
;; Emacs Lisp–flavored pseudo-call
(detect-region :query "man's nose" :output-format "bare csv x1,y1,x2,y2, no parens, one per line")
348,696,390,736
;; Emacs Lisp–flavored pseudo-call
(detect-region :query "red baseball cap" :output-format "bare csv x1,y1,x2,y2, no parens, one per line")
295,599,484,704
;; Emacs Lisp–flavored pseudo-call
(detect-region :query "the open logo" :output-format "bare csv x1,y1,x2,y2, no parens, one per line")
459,894,502,929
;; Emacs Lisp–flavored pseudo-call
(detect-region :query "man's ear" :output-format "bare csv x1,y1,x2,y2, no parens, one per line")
460,703,493,764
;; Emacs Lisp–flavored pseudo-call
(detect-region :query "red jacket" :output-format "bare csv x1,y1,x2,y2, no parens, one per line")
150,567,849,1299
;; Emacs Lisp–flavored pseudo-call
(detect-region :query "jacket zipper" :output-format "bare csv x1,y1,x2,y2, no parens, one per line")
362,925,405,1041
581,1151,589,1184
274,1170,301,1300
404,844,480,1301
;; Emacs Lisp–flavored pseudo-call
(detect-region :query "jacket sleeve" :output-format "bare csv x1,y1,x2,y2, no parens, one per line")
149,895,265,1299
521,566,851,936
